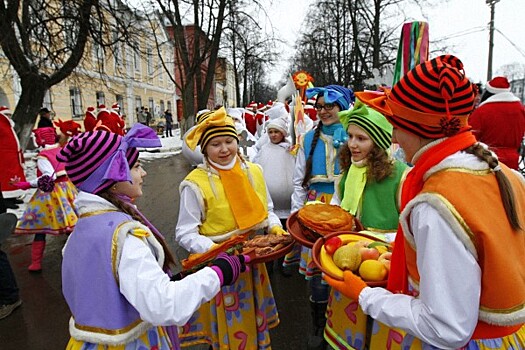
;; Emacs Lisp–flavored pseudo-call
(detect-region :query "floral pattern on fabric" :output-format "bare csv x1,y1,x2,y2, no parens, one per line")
16,180,78,235
179,263,278,350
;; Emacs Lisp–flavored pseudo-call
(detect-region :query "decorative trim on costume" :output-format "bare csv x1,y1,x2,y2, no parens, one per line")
69,317,153,346
111,221,165,285
400,192,478,260
479,304,525,326
179,180,207,221
79,209,119,218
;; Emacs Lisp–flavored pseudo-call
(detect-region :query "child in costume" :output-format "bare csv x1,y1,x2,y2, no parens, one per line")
324,100,409,349
285,84,354,349
59,123,248,349
14,127,78,272
175,107,286,349
253,116,295,223
325,55,525,349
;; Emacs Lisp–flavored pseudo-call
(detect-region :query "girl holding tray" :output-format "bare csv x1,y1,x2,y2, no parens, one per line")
324,99,409,349
175,107,286,349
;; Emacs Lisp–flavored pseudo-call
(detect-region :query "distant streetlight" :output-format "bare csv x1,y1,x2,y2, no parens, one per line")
486,0,501,81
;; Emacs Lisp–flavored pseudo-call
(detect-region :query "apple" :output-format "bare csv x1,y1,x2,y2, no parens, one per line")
359,246,380,261
324,236,343,255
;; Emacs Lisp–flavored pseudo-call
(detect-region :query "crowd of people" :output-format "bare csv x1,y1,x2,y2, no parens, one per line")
1,54,525,350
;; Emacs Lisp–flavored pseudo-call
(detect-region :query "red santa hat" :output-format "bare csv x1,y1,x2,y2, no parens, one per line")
486,76,511,94
111,103,120,110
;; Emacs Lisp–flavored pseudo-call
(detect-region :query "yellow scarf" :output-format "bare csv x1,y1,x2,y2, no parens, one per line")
216,159,267,230
340,160,367,215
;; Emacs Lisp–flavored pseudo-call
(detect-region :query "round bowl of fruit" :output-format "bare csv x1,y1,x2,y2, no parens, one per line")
312,231,393,287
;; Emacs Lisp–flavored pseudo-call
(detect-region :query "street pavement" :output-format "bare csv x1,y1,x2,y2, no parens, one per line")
0,153,313,349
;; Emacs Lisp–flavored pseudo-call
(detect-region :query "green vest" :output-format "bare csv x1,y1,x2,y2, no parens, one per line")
340,160,408,231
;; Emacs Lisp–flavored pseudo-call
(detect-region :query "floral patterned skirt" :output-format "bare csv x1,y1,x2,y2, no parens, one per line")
179,263,279,349
66,326,172,350
325,289,525,350
15,180,78,235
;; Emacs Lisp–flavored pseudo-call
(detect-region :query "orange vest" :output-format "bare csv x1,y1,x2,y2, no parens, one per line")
402,165,525,338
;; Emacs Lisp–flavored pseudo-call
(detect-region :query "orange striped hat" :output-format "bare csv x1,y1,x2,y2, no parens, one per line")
357,55,476,139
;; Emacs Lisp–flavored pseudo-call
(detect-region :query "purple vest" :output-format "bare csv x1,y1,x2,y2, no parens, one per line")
62,210,147,342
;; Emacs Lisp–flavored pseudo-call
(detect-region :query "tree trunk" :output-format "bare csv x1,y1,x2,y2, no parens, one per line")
13,80,47,151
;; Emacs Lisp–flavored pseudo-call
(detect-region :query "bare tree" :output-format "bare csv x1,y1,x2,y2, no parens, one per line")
0,0,148,149
151,0,228,130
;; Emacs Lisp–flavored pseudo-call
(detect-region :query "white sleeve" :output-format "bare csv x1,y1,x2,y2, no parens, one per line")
30,157,56,187
359,202,480,349
291,147,307,213
175,186,215,254
265,185,282,229
119,234,220,326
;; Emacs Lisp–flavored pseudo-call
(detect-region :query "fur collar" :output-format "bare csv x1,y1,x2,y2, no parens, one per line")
74,191,118,216
479,92,520,106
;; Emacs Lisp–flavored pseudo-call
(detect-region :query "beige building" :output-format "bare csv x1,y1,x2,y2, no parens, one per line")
0,8,177,130
215,57,237,108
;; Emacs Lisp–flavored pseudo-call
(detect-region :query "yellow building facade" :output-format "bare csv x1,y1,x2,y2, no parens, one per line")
0,10,177,131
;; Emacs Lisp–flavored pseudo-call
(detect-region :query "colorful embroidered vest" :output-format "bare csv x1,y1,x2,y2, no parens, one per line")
402,165,525,335
181,162,268,240
303,128,341,196
62,210,164,345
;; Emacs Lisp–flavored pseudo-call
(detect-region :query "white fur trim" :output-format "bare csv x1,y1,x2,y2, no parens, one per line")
478,91,519,106
424,152,489,181
179,180,207,222
479,307,525,326
400,193,478,260
113,221,165,283
68,317,154,345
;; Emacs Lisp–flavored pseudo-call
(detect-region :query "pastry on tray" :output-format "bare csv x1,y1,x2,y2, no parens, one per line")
243,234,293,256
181,234,246,271
297,203,354,240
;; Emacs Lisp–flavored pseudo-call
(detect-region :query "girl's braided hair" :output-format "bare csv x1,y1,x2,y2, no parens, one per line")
464,143,522,231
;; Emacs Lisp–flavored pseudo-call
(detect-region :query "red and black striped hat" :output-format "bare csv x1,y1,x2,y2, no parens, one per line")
357,55,475,139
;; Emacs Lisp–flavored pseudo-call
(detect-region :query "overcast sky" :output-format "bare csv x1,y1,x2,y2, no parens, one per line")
263,0,524,86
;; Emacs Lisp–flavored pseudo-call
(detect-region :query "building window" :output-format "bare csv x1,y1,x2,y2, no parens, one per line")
167,101,172,112
149,98,155,119
160,100,165,114
116,94,124,112
43,90,53,112
134,48,141,72
70,88,83,120
96,91,105,107
147,46,154,76
135,96,142,115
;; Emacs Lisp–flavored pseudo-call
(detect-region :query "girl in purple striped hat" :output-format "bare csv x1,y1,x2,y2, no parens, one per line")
58,123,248,349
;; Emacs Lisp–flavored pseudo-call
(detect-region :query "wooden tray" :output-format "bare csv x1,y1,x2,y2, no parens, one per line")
311,231,390,287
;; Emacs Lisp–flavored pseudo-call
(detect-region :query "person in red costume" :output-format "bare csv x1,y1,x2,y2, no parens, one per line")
0,106,27,208
83,106,97,132
13,127,78,272
469,76,525,170
96,105,125,135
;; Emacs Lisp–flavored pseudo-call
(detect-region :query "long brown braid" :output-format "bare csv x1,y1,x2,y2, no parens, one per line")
98,192,177,271
464,143,522,231
302,121,323,188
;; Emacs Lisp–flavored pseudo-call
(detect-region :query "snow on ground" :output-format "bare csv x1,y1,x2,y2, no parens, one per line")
7,128,184,217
